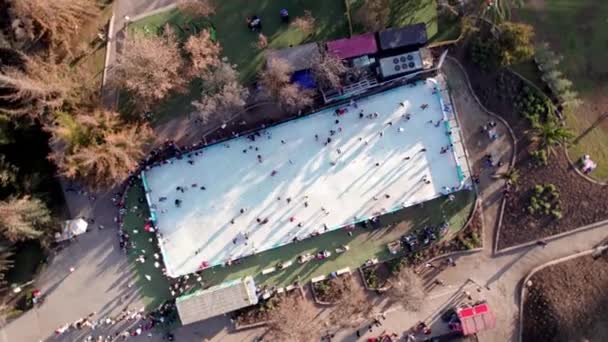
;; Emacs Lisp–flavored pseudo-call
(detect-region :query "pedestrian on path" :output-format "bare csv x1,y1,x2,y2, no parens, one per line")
536,240,548,248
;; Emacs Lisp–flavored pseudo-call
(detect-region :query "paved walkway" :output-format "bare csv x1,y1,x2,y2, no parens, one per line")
2,15,607,341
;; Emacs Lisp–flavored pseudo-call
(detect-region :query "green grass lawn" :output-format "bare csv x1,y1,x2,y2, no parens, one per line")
123,182,475,306
516,0,608,181
123,184,171,309
128,1,350,125
349,0,439,39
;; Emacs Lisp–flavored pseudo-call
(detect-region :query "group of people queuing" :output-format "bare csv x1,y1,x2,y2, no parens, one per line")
54,302,178,341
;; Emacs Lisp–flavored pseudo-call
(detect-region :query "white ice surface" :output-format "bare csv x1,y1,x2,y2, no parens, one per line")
143,79,462,277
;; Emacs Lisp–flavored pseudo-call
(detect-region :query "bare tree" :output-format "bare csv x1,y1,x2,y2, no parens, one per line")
312,53,349,90
113,25,186,111
0,196,52,242
329,284,374,329
278,84,313,112
8,0,99,53
387,267,425,311
290,10,316,36
355,0,390,32
184,29,222,77
192,62,249,125
267,295,323,342
259,57,293,97
176,0,215,18
48,109,153,190
0,54,75,118
260,57,313,112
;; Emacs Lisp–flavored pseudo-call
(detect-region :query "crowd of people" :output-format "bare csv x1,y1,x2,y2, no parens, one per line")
118,80,463,275
54,302,178,341
90,79,466,341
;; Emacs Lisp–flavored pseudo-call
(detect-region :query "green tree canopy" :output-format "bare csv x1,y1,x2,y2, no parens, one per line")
497,22,535,66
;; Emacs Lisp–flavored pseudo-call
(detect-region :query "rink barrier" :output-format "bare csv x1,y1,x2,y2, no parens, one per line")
432,79,466,187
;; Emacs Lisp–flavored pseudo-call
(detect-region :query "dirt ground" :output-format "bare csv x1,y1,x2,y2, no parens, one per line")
453,45,608,249
522,252,608,342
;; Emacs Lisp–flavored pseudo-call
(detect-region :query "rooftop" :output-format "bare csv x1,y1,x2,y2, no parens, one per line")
326,33,378,60
176,277,258,325
378,23,428,51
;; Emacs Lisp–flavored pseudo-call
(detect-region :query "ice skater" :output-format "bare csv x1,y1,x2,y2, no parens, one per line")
421,104,429,110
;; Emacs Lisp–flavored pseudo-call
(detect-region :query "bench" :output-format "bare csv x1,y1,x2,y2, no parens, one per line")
336,267,351,276
261,267,276,275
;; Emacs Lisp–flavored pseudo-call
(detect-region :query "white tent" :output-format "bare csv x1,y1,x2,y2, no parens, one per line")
55,218,88,242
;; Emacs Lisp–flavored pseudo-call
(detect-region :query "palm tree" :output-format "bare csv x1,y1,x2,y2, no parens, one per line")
497,167,519,186
0,196,52,242
49,109,153,190
526,119,575,153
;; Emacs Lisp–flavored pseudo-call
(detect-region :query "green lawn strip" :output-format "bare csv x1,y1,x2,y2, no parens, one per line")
123,184,171,309
516,0,608,181
518,0,608,93
200,190,475,288
349,0,438,40
565,109,608,181
431,10,462,43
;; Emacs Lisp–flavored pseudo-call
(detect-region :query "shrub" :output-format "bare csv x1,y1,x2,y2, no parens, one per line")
363,268,378,288
536,42,581,108
470,36,499,71
515,87,553,125
496,22,535,67
528,184,561,218
551,210,562,220
530,149,548,166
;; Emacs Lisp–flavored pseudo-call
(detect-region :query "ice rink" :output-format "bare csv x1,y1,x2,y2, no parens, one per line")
143,78,465,277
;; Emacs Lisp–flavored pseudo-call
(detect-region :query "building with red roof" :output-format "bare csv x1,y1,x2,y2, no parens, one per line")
326,33,378,60
457,303,497,336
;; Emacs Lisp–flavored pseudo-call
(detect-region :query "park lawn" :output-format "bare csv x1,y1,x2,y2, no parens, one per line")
199,190,476,288
349,0,439,39
516,0,608,181
128,1,349,125
123,183,475,306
